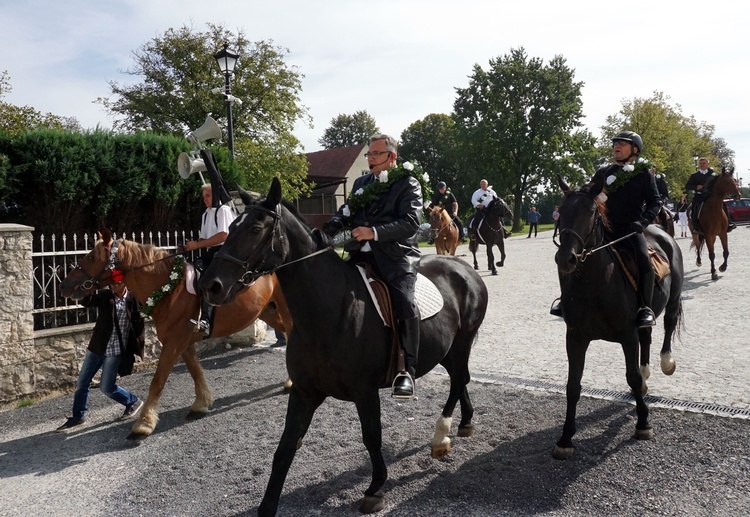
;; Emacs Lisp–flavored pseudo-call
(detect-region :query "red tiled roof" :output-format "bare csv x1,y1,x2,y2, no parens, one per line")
304,145,365,179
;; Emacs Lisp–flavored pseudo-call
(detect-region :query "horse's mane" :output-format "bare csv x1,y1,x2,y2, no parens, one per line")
116,239,174,275
563,189,612,232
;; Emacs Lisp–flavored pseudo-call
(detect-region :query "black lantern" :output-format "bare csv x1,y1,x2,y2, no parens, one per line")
214,43,240,157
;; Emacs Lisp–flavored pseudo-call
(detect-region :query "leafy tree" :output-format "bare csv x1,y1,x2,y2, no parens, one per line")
453,48,596,230
0,71,81,134
600,91,733,199
96,24,310,196
399,114,468,210
318,110,379,149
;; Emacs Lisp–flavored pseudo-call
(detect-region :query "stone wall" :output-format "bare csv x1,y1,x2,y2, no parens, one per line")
0,224,267,406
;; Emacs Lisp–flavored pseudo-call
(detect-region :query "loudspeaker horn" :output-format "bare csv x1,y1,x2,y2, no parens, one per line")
177,151,207,183
186,115,222,146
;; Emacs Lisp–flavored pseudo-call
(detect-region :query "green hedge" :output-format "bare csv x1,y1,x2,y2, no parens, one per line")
0,129,239,234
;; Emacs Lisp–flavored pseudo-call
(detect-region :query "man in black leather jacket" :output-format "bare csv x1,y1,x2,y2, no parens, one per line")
324,134,423,398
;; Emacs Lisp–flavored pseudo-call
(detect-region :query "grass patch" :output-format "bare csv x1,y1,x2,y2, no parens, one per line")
17,398,35,408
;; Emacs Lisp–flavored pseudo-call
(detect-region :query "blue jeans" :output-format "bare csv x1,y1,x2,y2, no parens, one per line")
72,351,138,420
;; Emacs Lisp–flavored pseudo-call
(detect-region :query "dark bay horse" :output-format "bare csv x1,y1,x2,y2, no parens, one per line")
198,178,488,516
59,231,292,440
468,197,513,275
689,169,741,280
428,206,459,255
654,206,675,237
553,175,684,460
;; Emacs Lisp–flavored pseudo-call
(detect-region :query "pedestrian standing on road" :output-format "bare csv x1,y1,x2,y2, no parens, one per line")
552,205,560,239
527,206,541,238
675,195,689,237
56,280,145,432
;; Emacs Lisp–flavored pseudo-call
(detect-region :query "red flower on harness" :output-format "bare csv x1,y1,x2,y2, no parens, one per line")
111,268,124,283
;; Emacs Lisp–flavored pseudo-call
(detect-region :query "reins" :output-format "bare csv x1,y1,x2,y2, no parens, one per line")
554,204,636,263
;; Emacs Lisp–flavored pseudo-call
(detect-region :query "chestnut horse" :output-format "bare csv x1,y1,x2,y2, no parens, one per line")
429,206,459,255
688,168,741,280
60,230,292,440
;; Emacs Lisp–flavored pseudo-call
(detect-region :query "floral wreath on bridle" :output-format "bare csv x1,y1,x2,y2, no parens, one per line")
340,161,432,222
604,157,651,194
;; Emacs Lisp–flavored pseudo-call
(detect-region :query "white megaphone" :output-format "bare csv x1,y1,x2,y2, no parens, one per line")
177,151,207,184
186,115,222,147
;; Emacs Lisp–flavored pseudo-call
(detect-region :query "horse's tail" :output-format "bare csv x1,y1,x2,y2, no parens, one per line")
673,296,685,344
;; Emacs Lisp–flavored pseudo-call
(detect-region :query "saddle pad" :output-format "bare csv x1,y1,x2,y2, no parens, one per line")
185,263,197,295
356,266,444,326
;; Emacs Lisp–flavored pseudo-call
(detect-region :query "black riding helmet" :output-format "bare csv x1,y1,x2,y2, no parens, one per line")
612,131,643,156
437,181,446,189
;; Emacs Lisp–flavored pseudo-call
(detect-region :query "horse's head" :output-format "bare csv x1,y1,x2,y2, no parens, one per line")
716,167,741,200
59,229,120,300
554,174,605,274
429,206,448,229
489,197,513,220
199,177,289,306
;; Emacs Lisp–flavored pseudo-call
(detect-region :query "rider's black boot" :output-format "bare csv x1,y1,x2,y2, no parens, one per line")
637,265,656,328
392,317,420,399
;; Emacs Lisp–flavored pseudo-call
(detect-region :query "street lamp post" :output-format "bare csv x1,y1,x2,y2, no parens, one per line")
214,43,240,158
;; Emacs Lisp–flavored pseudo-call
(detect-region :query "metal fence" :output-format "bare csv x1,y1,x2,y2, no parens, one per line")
31,230,196,331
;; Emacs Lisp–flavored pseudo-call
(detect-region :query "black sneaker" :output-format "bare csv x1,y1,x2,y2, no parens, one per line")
56,417,85,433
728,222,736,232
119,398,144,421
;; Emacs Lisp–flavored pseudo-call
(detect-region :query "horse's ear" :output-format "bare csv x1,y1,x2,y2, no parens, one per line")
585,172,606,198
557,175,571,194
237,184,254,206
99,228,113,246
264,177,283,208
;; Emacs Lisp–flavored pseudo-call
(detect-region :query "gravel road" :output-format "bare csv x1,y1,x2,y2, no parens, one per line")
1,226,749,516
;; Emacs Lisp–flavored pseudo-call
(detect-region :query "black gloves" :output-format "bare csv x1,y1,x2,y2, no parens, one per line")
629,219,650,234
322,219,343,237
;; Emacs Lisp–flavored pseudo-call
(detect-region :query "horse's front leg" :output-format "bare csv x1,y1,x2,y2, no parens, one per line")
469,241,479,270
638,327,652,395
496,237,506,268
692,234,702,267
259,387,326,517
622,333,653,440
719,232,730,273
553,329,589,460
128,334,192,440
486,244,497,275
355,390,388,513
706,235,718,280
181,342,214,418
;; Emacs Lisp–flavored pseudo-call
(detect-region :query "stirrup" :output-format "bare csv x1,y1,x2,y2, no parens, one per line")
188,318,211,336
392,372,414,399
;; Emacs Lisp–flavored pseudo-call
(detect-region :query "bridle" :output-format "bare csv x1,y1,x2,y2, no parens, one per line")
554,195,636,263
74,239,181,291
430,209,455,238
213,203,331,286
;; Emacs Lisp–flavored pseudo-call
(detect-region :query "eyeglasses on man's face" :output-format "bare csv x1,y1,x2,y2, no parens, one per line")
364,151,390,158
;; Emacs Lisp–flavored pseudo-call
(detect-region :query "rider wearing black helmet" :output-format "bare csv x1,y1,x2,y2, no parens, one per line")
428,181,466,243
550,130,661,328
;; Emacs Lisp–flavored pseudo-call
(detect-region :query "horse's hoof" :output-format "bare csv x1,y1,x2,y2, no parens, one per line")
711,272,719,281
641,383,649,396
696,260,701,267
552,445,574,460
126,432,149,441
474,265,479,270
496,262,504,267
719,264,728,272
661,360,676,376
457,424,475,437
431,442,452,459
634,427,654,440
360,494,385,514
491,270,498,276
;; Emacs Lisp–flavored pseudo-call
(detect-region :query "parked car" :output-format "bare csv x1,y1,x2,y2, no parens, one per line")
724,198,750,223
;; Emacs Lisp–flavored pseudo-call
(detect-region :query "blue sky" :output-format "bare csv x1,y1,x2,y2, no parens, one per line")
3,0,750,183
